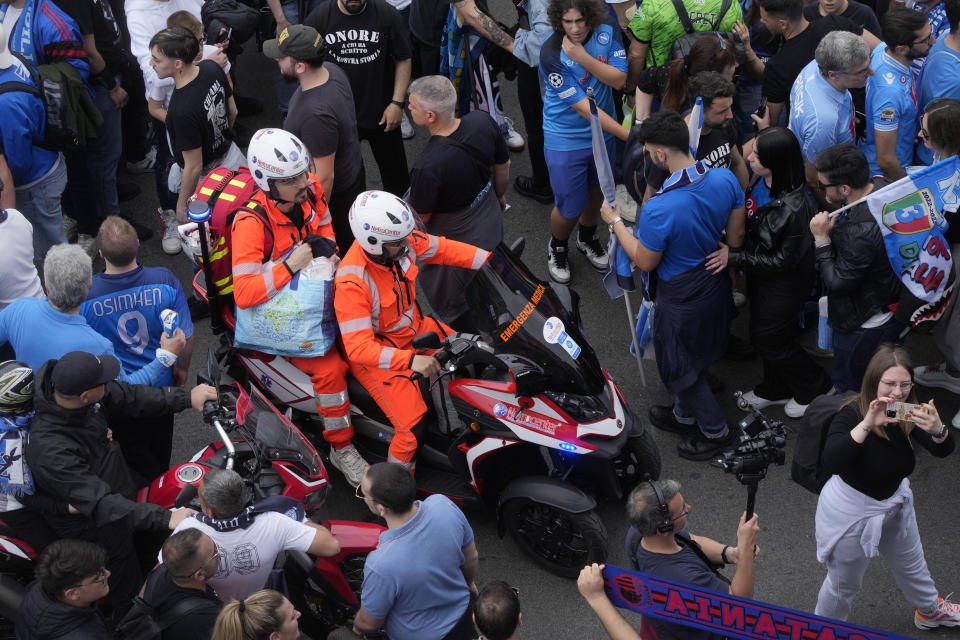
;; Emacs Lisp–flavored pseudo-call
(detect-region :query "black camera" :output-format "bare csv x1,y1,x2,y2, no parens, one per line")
719,392,787,476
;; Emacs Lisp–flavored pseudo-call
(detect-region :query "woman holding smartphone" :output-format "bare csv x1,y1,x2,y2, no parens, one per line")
814,344,958,627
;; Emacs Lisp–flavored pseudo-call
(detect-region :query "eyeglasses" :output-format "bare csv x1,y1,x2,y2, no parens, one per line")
174,543,220,579
918,127,929,139
913,32,934,45
355,483,369,500
671,503,692,522
276,171,309,187
880,379,914,391
817,180,841,190
69,568,108,590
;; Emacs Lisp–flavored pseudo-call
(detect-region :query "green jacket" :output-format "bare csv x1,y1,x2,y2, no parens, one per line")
37,61,102,148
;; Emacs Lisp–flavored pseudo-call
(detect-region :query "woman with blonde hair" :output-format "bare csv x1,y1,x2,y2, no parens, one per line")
211,589,301,640
814,344,958,628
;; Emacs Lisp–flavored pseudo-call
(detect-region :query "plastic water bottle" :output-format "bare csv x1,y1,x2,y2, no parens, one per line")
161,309,180,337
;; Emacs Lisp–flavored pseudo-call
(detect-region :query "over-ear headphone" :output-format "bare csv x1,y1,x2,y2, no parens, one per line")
649,479,674,534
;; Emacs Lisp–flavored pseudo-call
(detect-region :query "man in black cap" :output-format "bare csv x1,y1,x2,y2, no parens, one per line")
264,24,366,250
25,350,217,607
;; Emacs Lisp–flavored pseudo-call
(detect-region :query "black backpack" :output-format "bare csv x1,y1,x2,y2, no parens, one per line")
0,52,82,151
791,391,857,494
666,0,745,63
113,569,211,640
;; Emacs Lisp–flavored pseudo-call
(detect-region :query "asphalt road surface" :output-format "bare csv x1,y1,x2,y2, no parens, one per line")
111,16,960,638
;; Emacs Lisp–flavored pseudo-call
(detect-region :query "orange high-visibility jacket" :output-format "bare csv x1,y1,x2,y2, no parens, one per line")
231,176,334,310
335,231,489,371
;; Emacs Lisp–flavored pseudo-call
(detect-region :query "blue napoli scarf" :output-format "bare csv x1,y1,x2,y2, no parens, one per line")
0,412,34,498
0,0,40,64
192,495,305,532
654,160,711,198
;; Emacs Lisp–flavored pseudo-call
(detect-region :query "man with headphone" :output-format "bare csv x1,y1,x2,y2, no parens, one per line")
614,479,760,639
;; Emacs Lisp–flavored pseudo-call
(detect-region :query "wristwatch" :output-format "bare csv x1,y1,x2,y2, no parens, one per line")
934,423,948,439
390,99,405,108
608,216,623,233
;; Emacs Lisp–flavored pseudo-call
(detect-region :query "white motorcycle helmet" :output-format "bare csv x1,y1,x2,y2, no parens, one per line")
246,128,311,200
348,191,421,262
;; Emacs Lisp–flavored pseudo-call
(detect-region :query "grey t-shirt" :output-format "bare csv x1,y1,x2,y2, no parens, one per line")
284,63,363,192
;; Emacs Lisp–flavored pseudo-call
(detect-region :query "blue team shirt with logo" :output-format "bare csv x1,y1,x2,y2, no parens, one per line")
916,37,960,165
81,265,193,387
539,17,627,151
789,59,855,164
863,43,918,175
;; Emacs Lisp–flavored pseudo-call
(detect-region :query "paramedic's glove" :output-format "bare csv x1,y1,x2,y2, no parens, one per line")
305,234,338,259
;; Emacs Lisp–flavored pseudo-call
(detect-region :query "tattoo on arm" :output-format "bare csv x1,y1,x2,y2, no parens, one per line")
477,11,512,47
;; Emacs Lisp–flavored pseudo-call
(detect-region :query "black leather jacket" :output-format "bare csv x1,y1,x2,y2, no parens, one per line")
815,179,903,333
728,181,817,278
25,361,190,532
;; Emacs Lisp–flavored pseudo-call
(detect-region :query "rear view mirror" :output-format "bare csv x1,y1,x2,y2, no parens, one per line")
412,332,442,349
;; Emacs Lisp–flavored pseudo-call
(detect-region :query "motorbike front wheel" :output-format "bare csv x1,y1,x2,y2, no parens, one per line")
502,498,607,578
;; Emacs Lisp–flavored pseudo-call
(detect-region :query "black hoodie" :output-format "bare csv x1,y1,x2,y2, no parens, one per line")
24,360,190,532
14,583,111,640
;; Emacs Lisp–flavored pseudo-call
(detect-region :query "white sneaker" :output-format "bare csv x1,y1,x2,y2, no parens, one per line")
951,409,960,429
125,146,157,174
62,215,78,242
913,363,960,393
784,398,809,418
915,596,960,629
77,233,97,257
400,111,414,140
738,390,788,411
547,241,571,284
502,116,525,151
616,183,637,223
575,234,609,271
328,444,369,488
159,208,182,255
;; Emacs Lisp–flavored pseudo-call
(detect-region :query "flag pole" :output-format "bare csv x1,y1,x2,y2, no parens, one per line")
587,87,647,386
624,293,647,387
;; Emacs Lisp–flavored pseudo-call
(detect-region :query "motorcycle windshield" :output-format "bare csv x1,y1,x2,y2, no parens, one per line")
465,244,605,396
246,385,324,476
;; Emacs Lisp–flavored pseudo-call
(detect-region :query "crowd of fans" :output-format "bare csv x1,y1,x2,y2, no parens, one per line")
1,0,959,634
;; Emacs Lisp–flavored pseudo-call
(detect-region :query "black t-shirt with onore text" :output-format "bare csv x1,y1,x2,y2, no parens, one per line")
305,0,412,129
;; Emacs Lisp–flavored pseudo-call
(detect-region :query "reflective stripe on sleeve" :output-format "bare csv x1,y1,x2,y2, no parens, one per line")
471,249,490,270
339,317,373,334
379,346,396,369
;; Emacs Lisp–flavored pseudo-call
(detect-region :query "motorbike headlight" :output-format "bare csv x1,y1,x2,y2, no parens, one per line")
544,391,609,423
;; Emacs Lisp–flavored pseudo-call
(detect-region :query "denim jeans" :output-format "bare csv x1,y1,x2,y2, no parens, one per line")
274,0,325,114
673,370,727,436
16,157,68,263
63,78,122,234
831,317,903,393
90,80,123,220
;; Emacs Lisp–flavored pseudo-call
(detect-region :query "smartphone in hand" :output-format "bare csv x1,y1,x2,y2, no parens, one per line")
885,401,921,421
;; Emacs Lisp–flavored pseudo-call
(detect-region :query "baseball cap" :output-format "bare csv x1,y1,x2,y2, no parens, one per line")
52,352,120,396
263,25,325,60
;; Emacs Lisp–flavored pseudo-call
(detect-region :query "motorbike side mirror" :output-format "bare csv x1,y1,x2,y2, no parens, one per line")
205,350,222,390
412,332,442,350
174,482,199,508
509,237,525,258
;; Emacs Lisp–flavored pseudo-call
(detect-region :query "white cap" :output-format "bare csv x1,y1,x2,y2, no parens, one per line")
0,25,13,70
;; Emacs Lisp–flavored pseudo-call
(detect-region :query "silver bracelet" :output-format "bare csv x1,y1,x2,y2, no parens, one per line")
608,217,623,233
